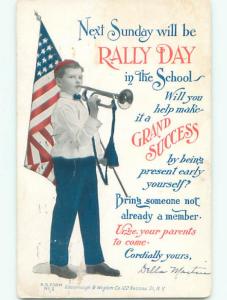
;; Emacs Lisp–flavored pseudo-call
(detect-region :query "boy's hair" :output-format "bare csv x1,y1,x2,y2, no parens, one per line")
54,59,84,78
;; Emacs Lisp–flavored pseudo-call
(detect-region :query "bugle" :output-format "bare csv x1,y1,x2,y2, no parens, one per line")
79,85,133,109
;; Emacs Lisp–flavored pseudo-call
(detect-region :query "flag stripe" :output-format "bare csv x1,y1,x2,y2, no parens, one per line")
26,141,34,165
47,171,55,182
32,85,59,110
29,116,52,135
40,127,54,146
36,162,48,174
29,105,54,130
30,93,59,120
29,135,51,161
33,132,53,153
30,142,41,164
45,123,53,136
43,161,53,177
31,163,39,172
34,71,56,92
32,78,57,101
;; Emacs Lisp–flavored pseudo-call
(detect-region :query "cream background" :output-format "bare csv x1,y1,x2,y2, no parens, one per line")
0,0,217,299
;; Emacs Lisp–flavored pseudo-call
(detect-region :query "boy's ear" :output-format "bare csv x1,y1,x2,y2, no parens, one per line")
56,77,62,87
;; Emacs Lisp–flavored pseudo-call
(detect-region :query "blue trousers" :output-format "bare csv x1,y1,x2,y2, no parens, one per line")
50,156,104,266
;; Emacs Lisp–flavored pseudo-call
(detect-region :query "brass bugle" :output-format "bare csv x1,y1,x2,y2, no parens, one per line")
79,85,133,109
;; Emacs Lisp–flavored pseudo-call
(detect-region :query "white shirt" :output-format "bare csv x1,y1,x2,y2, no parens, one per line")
51,92,104,159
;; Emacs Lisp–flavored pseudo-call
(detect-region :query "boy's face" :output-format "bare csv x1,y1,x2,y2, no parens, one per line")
57,67,83,95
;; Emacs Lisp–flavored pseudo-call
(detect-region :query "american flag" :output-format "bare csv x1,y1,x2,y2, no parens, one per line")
24,17,61,183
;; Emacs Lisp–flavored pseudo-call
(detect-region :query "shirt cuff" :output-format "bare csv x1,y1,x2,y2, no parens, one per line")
84,116,102,136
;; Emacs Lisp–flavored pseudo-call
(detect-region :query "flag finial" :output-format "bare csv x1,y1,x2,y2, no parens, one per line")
34,11,42,22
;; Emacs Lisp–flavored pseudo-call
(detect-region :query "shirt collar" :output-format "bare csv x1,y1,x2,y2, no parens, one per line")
60,91,74,100
60,91,85,107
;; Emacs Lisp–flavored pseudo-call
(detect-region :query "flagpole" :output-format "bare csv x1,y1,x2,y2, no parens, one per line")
112,167,129,197
34,11,42,22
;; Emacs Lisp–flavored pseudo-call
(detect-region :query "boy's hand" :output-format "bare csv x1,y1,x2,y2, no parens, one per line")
99,158,107,166
87,95,100,118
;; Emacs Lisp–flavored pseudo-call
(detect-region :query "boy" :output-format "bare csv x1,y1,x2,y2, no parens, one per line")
50,59,120,279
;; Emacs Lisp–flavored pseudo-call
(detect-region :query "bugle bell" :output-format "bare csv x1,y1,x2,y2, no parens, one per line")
79,85,133,109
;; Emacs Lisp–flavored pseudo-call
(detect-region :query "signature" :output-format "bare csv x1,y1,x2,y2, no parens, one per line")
138,264,211,279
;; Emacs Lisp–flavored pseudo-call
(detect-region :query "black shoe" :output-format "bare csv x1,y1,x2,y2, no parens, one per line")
86,262,120,277
50,264,77,279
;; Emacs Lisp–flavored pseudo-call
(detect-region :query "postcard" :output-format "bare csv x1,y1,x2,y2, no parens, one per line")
17,0,211,297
